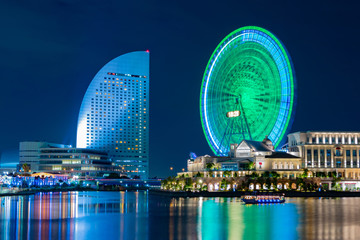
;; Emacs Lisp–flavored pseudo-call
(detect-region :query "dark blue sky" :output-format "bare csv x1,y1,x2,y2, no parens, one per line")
0,0,360,177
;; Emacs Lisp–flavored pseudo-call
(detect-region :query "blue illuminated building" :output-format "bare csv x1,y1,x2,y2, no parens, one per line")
77,51,149,179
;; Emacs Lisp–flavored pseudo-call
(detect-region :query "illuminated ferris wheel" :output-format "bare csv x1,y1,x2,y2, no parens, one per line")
200,26,297,156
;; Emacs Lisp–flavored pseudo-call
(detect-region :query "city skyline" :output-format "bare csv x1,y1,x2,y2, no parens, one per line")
1,1,360,177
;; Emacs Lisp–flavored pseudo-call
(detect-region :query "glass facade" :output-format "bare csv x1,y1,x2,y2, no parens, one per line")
77,51,149,179
19,142,120,177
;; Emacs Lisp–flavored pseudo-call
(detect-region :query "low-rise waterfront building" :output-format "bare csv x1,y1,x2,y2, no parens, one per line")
19,141,123,178
288,131,360,179
176,132,360,192
184,137,302,179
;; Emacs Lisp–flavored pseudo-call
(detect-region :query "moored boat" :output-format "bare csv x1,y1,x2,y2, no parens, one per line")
241,193,285,204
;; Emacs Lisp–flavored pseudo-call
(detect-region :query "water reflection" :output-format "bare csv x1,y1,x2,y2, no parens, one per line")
295,198,360,240
198,198,298,240
1,192,360,239
0,191,149,240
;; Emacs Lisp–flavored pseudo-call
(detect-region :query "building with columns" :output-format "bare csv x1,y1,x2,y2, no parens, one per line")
288,131,360,179
185,137,302,179
176,132,360,191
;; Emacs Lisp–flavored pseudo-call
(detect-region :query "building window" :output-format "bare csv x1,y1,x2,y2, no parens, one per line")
326,149,331,167
320,149,325,167
307,149,312,166
314,150,318,167
336,148,341,156
336,160,342,168
346,150,351,167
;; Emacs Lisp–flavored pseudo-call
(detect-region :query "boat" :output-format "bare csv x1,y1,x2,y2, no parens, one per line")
241,193,285,204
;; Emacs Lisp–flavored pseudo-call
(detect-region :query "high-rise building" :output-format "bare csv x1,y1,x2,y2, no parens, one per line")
77,51,149,179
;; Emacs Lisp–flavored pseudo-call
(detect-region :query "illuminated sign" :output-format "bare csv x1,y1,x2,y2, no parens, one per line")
226,110,241,118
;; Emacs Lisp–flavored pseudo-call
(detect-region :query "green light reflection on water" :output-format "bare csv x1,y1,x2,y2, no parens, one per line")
199,198,298,240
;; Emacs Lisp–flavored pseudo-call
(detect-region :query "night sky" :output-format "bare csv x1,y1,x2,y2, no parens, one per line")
1,0,360,177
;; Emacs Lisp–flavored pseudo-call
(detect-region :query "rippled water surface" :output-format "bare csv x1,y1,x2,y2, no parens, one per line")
1,191,360,240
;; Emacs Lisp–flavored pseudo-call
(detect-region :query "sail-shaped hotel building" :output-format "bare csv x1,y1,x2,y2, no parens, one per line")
77,51,149,179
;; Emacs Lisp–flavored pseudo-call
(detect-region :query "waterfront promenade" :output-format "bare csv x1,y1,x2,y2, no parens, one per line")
2,191,360,239
150,189,360,198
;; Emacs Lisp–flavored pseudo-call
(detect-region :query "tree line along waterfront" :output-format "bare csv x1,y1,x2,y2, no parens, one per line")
161,168,348,193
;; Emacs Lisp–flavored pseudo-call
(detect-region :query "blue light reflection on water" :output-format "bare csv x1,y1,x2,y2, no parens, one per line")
1,192,360,240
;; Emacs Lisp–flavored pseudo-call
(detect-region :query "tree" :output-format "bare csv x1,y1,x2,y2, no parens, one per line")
184,178,193,191
223,170,231,177
301,168,309,178
250,172,259,179
296,178,304,191
265,177,272,190
22,164,30,173
257,177,265,190
220,178,229,190
270,171,280,179
246,162,255,175
262,171,271,179
240,180,248,191
206,162,215,170
332,176,341,191
185,178,192,191
161,179,168,189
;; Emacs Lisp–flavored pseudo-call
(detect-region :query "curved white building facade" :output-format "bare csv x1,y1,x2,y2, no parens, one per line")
77,51,149,179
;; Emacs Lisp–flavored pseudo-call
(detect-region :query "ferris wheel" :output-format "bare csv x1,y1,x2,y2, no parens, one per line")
200,26,296,156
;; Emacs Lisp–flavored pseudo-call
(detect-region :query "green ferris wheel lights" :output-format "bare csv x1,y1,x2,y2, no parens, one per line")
200,26,296,156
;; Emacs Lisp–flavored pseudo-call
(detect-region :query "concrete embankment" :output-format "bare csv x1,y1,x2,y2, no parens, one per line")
149,189,360,198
